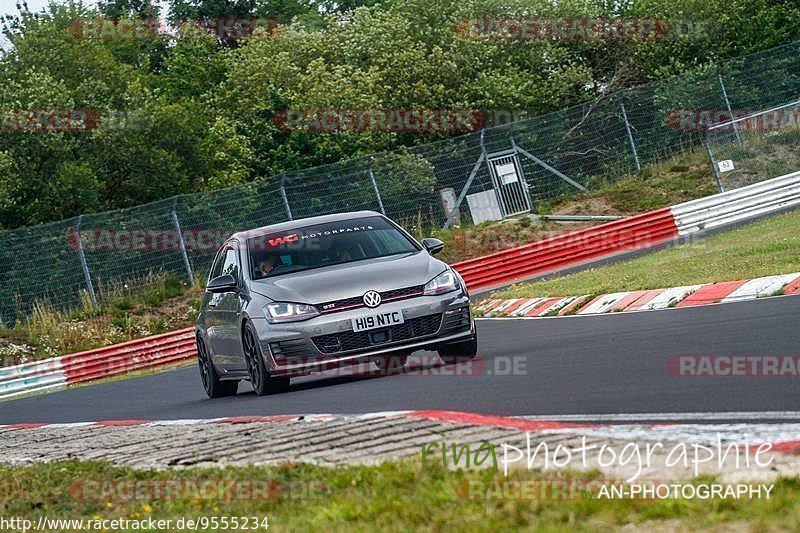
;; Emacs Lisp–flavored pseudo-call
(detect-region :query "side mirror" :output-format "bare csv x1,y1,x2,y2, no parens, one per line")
207,274,238,293
422,237,445,256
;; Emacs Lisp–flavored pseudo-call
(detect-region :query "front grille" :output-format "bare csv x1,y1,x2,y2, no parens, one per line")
312,313,443,354
317,285,424,314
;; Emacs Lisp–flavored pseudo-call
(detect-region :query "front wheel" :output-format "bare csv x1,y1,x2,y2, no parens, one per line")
197,335,238,399
437,335,478,365
243,322,290,396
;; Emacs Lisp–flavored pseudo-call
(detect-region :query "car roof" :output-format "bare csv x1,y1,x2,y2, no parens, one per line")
230,210,384,242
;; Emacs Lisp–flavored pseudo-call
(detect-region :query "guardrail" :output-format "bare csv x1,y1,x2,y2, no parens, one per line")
452,208,679,292
671,170,800,234
0,327,196,400
0,358,67,400
454,169,800,293
63,327,196,385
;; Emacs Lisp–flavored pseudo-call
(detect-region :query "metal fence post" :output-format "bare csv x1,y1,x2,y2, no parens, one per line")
75,214,98,307
704,134,725,193
280,175,293,220
619,91,641,172
368,158,386,214
171,196,195,287
716,61,741,144
444,129,487,228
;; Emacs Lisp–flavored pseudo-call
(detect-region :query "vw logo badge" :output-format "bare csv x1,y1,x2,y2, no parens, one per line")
363,290,382,308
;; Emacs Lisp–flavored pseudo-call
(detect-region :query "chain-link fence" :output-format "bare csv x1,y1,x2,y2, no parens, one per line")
2,41,800,326
705,99,800,192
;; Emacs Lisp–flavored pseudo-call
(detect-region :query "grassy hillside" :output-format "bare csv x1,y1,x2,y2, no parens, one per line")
494,208,800,299
0,275,202,366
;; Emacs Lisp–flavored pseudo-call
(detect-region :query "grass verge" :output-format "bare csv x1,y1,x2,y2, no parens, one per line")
493,208,800,299
0,274,203,365
0,461,797,532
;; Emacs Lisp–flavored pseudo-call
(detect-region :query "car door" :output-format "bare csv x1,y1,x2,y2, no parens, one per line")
202,246,225,365
206,243,247,373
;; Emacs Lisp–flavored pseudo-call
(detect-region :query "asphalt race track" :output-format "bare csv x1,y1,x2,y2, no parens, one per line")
1,296,798,425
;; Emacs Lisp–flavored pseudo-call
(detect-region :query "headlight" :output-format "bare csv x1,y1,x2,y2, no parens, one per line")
264,302,320,323
423,269,459,295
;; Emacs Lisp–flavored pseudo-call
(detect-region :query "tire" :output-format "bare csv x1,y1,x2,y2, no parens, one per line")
197,334,238,399
243,322,290,396
437,335,478,365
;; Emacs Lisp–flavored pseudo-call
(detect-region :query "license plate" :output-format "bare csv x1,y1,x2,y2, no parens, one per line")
351,310,404,332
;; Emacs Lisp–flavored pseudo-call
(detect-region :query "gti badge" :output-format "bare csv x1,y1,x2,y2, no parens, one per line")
363,290,382,308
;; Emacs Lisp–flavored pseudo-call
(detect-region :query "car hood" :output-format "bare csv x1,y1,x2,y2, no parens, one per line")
249,251,447,304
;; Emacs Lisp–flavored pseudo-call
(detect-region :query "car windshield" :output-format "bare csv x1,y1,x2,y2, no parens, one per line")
247,216,419,279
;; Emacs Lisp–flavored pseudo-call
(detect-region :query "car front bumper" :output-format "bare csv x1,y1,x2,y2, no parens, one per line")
250,290,474,376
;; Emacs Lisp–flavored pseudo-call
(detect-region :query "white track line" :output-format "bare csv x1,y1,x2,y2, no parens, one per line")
516,411,800,422
5,411,798,430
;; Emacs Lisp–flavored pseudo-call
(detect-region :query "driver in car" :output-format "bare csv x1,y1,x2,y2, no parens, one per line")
258,255,280,277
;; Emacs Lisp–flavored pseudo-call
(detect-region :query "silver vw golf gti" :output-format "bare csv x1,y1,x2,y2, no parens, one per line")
196,211,477,398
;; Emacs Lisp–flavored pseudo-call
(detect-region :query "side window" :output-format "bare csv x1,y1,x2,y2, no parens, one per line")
220,247,240,282
208,247,226,281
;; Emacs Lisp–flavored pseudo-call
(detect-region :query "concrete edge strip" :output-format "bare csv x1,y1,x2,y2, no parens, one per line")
2,410,798,454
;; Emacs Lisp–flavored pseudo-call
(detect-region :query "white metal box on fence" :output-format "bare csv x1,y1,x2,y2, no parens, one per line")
466,190,503,224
